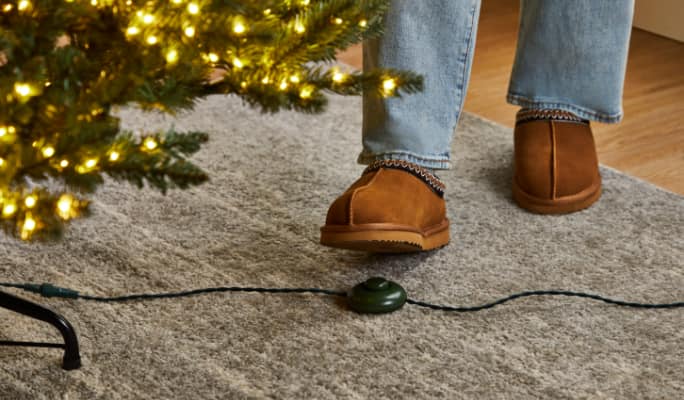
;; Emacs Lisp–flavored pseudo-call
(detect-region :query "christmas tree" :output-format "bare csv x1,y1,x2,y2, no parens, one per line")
0,0,422,241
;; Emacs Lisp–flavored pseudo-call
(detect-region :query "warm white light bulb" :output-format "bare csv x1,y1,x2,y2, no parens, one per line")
143,137,158,150
299,87,313,99
14,83,32,97
41,146,55,158
166,49,179,63
383,79,396,91
24,195,37,208
2,203,16,217
23,217,36,230
233,22,246,34
57,194,74,218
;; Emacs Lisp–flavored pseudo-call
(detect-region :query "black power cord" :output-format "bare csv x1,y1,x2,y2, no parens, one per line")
1,281,683,311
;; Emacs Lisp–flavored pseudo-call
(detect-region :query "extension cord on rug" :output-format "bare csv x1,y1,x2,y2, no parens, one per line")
2,277,683,314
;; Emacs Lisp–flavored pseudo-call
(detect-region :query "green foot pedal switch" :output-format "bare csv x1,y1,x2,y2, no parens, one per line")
348,277,407,314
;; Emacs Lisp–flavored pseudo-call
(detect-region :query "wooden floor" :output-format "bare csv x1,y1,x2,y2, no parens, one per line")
337,1,684,194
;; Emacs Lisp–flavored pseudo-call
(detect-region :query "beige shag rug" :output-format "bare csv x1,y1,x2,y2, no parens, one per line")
1,93,683,400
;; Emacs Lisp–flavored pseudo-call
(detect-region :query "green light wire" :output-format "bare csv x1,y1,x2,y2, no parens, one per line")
1,282,683,312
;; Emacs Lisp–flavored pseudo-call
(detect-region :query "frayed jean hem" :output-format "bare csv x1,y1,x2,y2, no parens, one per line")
506,93,623,124
357,149,451,170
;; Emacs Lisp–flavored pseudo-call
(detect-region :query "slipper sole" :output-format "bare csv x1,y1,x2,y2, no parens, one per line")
320,220,450,253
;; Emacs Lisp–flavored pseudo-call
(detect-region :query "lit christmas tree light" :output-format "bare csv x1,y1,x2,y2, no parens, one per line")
0,0,423,241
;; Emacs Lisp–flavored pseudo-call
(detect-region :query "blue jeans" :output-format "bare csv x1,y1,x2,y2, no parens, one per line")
359,0,635,170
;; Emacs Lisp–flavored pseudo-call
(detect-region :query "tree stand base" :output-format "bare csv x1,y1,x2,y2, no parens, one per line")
0,290,81,370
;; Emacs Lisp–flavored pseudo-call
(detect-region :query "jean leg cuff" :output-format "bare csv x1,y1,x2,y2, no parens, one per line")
357,149,451,170
506,93,623,124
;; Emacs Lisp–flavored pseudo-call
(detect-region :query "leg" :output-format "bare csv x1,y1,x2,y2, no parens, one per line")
508,0,634,214
508,0,634,123
322,0,482,252
359,0,482,170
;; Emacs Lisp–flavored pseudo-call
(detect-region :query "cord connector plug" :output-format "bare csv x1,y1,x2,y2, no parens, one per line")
22,283,81,299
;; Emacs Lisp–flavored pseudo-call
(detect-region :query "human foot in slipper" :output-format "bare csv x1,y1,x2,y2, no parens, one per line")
513,109,602,214
320,160,450,253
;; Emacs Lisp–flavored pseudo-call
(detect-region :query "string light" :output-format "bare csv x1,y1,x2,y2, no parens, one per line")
184,26,196,37
60,159,69,168
233,21,246,34
23,216,36,231
232,57,244,69
359,19,368,27
109,151,120,161
333,18,343,25
294,22,306,34
41,146,55,158
143,137,158,150
166,49,179,63
299,86,313,99
187,3,199,14
14,82,33,98
126,26,140,36
146,35,158,45
21,215,37,239
382,78,396,95
2,203,16,217
208,53,219,63
17,1,30,11
57,194,75,220
24,195,37,208
76,158,98,173
332,71,346,83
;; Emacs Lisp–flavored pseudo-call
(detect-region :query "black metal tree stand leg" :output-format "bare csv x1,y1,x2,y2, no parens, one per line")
0,290,81,370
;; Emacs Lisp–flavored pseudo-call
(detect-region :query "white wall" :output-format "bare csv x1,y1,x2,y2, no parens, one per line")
633,0,684,42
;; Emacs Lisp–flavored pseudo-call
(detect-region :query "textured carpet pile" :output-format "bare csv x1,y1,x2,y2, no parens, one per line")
1,93,683,399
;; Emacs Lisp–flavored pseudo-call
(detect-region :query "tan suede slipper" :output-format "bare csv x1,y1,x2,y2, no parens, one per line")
320,160,450,253
513,109,602,214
